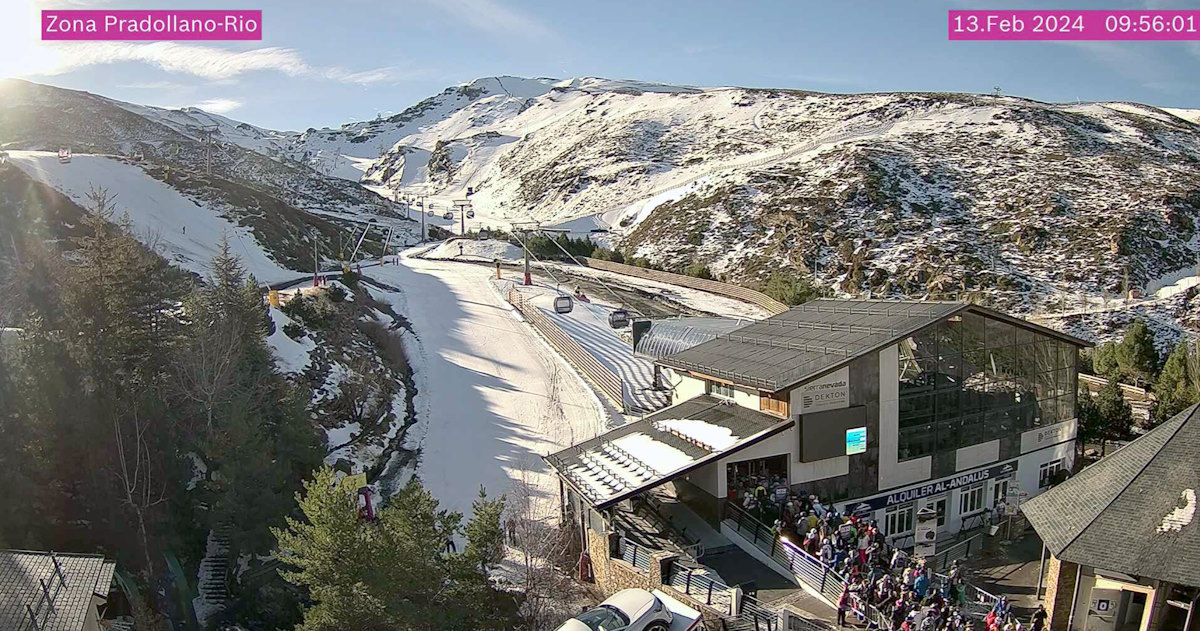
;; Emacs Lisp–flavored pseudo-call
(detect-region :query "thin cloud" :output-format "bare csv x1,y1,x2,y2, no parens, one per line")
193,98,243,114
423,0,553,39
39,42,407,85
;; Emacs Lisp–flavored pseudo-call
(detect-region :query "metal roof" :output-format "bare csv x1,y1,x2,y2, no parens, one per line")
0,550,115,631
546,395,791,510
1022,404,1200,587
657,299,1089,393
633,316,752,360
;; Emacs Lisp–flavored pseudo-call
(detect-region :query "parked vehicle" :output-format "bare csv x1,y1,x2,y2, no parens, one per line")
554,589,672,631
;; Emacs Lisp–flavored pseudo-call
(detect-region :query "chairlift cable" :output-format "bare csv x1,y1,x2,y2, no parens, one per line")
507,229,568,294
541,227,638,318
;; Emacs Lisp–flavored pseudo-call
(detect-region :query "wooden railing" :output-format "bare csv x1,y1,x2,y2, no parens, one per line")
578,257,790,315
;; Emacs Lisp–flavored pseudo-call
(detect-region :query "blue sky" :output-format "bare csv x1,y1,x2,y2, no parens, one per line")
4,0,1199,130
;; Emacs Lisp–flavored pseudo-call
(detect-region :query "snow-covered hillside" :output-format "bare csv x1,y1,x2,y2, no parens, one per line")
3,75,1198,344
8,150,298,281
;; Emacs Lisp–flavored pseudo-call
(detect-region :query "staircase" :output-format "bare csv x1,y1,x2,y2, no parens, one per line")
192,523,232,628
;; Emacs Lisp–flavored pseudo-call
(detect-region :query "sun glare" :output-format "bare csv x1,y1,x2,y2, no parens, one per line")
0,1,72,79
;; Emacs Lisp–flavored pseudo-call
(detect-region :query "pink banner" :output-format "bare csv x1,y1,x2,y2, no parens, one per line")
42,10,262,41
948,10,1200,41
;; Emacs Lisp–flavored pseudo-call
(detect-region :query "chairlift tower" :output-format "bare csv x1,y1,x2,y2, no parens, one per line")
199,125,219,176
453,199,472,236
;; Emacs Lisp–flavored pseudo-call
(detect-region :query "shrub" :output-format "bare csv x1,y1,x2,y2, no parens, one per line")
760,272,829,306
282,322,307,340
683,261,714,280
327,284,349,302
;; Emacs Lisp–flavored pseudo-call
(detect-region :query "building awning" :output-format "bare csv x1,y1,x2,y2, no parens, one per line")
546,395,792,510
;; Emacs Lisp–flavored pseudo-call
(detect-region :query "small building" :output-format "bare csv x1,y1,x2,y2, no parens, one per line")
0,550,117,631
1023,404,1199,631
550,299,1089,560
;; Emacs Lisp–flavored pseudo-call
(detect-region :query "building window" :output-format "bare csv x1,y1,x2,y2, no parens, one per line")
885,503,915,537
709,381,735,399
927,496,948,528
897,313,1080,462
992,476,1011,507
959,483,985,516
760,391,789,417
1039,459,1063,489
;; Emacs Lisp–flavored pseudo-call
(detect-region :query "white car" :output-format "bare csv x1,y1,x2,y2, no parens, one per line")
556,588,672,631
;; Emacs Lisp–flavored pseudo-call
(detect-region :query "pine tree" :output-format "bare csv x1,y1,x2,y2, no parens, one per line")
1095,378,1133,455
1076,386,1103,458
273,468,514,631
1116,319,1159,386
464,486,506,574
1154,340,1199,423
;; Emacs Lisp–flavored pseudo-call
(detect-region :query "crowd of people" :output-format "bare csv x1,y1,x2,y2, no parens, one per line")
730,477,1039,631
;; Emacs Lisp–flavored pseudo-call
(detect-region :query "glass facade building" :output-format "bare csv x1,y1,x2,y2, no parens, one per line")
897,312,1078,461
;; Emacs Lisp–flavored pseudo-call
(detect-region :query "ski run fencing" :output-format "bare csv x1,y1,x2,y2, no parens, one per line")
578,257,790,315
505,285,627,411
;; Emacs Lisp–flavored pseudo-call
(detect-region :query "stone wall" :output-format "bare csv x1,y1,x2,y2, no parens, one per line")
1043,554,1079,631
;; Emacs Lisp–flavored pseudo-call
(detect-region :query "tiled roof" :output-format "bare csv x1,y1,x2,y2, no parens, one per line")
1022,404,1200,587
0,550,115,631
546,395,791,509
658,299,1089,392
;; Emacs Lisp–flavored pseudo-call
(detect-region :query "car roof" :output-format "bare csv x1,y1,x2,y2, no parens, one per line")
604,588,656,619
554,619,592,631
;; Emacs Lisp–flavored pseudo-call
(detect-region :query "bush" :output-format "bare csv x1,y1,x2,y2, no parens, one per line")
281,291,340,328
282,322,307,340
760,272,828,306
591,246,625,264
683,261,713,280
327,284,349,302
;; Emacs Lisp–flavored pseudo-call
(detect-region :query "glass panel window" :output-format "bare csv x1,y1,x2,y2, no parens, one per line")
959,482,986,516
709,382,735,399
925,496,948,528
992,476,1011,507
1039,459,1063,489
885,502,915,537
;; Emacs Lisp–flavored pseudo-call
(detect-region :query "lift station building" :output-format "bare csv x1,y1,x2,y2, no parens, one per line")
549,299,1090,552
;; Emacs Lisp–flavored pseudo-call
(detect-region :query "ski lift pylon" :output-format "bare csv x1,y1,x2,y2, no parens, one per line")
554,294,574,314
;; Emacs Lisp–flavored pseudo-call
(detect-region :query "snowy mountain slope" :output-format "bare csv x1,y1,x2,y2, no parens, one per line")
8,151,300,282
0,79,404,222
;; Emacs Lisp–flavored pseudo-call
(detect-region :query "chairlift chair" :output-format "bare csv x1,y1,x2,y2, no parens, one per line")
466,209,475,219
608,309,630,329
554,294,574,314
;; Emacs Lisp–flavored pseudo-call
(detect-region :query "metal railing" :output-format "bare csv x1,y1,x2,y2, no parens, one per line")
619,538,653,571
666,565,737,615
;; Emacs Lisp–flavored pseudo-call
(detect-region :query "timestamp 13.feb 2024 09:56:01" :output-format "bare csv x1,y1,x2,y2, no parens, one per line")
948,9,1200,41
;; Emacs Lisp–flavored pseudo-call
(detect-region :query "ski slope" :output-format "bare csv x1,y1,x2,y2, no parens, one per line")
362,252,608,522
8,151,298,283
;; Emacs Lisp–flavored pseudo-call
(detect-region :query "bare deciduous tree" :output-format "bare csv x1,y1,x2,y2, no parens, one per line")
506,470,580,631
174,317,244,431
110,405,168,578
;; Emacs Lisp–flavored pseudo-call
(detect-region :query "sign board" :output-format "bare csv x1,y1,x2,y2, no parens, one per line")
1096,599,1111,613
1021,419,1077,454
340,473,367,490
857,461,1019,511
798,367,849,414
914,506,938,559
846,427,867,455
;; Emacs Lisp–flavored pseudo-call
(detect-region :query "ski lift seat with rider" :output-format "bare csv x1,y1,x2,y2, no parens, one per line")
554,294,574,314
608,309,630,329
